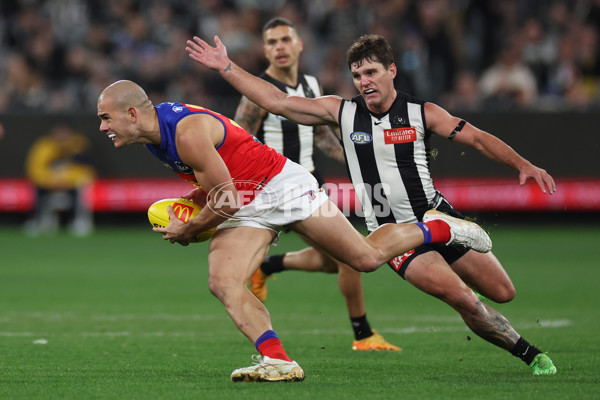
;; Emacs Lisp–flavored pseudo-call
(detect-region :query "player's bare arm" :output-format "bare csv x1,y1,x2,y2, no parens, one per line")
314,125,345,164
186,35,342,128
425,102,556,194
153,115,240,244
234,96,268,135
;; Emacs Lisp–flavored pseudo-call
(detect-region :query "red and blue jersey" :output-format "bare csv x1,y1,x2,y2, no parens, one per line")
146,102,287,204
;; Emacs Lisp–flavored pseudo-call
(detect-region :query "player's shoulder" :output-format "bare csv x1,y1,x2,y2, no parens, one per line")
155,101,186,113
397,91,426,106
300,72,319,81
301,73,321,94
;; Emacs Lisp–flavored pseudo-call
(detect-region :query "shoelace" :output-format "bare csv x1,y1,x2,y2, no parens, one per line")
535,355,552,369
250,354,264,365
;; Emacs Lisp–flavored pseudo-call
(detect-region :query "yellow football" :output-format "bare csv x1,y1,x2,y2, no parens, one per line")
147,198,215,242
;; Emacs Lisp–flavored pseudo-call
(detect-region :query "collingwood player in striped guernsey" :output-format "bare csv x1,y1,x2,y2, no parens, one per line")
187,33,558,375
235,18,400,352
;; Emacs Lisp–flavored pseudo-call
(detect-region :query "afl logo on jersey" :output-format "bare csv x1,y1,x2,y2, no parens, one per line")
172,106,184,113
350,131,372,144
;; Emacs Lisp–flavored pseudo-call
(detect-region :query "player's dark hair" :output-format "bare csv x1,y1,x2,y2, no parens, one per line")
347,34,395,69
262,17,295,33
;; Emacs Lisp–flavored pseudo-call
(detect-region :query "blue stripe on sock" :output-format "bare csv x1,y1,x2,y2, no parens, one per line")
255,330,279,350
415,222,432,244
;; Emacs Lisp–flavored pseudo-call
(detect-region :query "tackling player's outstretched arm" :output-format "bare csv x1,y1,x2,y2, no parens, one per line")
425,102,556,194
186,35,342,129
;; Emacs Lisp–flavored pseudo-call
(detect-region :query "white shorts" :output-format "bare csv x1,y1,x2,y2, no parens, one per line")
217,160,328,241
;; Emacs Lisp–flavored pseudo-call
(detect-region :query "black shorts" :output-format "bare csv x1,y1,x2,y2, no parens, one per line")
311,169,326,189
386,194,469,279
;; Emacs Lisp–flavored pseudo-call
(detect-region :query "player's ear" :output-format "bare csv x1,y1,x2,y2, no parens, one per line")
298,38,303,53
388,63,397,79
128,106,137,122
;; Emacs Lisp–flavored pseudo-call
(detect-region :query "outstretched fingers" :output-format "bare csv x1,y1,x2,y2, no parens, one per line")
185,39,205,59
532,174,556,195
519,166,556,195
185,35,228,71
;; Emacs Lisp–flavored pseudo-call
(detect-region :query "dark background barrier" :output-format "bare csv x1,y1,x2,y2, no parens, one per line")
315,111,600,180
1,111,598,179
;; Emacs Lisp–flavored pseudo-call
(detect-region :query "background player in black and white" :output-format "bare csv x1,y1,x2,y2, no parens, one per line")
235,17,400,352
187,33,558,375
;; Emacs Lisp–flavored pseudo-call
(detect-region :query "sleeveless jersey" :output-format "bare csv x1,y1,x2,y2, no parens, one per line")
146,102,287,205
338,93,437,231
255,72,322,172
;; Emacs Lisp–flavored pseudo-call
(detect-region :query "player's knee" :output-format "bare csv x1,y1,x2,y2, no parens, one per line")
349,255,380,273
493,284,516,303
208,273,248,302
481,279,516,303
207,275,235,301
207,276,223,299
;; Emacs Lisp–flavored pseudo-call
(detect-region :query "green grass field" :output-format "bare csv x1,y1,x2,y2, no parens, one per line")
1,221,599,399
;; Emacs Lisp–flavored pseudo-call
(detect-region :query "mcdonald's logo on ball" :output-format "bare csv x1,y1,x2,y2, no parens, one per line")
172,202,195,223
147,198,215,242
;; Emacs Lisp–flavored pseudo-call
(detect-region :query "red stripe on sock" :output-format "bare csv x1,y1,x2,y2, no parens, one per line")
257,338,292,362
423,220,451,243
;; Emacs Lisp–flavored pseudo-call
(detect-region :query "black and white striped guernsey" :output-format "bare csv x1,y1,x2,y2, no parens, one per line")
256,72,322,172
338,92,438,231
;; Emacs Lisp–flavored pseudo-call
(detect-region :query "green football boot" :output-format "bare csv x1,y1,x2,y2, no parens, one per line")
529,353,557,375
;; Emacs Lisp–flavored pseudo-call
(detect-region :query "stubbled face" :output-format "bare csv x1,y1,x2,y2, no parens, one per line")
97,96,134,148
350,59,397,113
263,25,303,69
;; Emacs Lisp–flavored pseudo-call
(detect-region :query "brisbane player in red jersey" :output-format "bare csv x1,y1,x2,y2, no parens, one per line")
97,79,490,382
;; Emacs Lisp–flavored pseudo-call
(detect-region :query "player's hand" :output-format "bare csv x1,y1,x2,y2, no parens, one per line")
519,164,556,195
182,188,208,207
152,206,191,246
186,35,230,72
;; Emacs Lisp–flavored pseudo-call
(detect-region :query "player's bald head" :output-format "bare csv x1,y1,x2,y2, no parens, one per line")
98,80,153,112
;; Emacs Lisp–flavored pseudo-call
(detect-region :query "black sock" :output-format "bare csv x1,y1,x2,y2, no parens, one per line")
260,254,286,275
350,314,374,340
510,337,542,365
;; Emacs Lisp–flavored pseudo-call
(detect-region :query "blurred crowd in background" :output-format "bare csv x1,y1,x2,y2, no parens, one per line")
1,0,600,115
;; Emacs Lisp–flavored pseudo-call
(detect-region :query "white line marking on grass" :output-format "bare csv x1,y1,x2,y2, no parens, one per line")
0,312,227,322
0,332,39,337
370,319,573,335
0,319,572,338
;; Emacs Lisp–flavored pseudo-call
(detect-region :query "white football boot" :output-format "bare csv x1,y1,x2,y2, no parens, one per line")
423,209,492,253
230,355,305,382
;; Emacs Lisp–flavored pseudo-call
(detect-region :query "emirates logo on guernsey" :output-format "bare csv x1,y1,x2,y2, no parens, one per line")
384,127,417,145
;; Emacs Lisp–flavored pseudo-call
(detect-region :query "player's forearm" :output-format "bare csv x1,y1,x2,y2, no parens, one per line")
186,191,238,236
475,132,531,172
234,98,265,136
315,126,345,164
186,36,287,115
317,144,345,164
221,61,288,117
186,208,228,237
